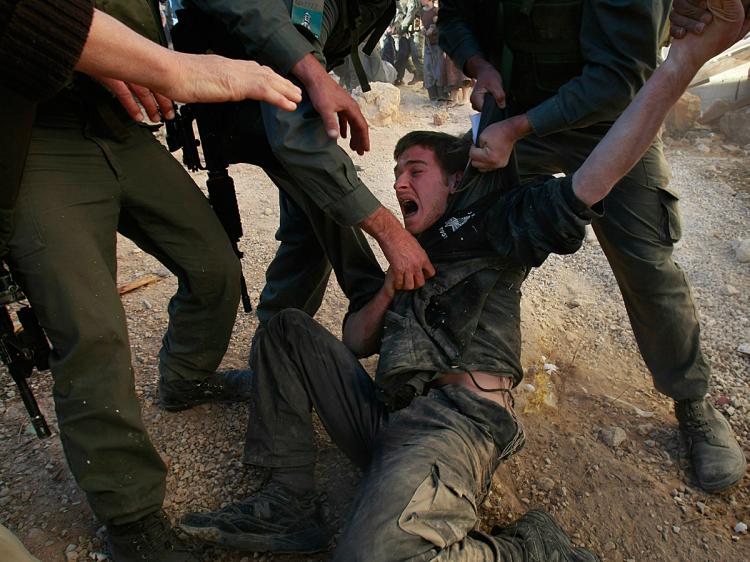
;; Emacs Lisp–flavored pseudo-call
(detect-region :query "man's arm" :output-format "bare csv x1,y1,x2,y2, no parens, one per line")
187,0,368,146
261,96,435,291
488,0,745,262
573,0,746,205
186,0,313,74
342,270,395,357
670,0,750,39
77,9,302,122
470,0,670,170
437,0,485,75
438,0,507,110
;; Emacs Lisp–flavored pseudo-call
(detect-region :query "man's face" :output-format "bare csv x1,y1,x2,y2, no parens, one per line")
394,145,455,235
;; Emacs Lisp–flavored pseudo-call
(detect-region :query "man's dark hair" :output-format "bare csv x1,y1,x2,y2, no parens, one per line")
394,131,471,176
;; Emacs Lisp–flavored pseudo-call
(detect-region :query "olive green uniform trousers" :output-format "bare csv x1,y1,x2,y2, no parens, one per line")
7,103,241,525
516,129,710,401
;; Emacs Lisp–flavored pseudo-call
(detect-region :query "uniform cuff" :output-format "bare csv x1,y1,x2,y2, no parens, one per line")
526,97,571,138
324,181,381,226
561,177,604,219
261,24,315,75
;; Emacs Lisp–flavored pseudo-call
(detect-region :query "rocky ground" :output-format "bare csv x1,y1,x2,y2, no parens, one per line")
1,83,749,562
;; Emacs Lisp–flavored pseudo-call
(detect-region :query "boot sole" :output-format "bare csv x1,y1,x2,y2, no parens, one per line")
179,521,331,554
696,462,746,493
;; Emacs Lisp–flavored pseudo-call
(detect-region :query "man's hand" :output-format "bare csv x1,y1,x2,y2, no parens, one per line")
381,267,397,299
671,0,749,39
671,0,748,66
470,114,532,172
77,10,302,114
465,56,505,112
292,53,370,154
171,55,302,111
97,77,174,122
359,206,435,291
670,0,714,38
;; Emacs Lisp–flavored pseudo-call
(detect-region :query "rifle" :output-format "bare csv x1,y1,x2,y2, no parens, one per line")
165,105,252,313
0,262,51,438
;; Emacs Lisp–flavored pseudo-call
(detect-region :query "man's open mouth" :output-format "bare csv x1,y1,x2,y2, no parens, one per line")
400,199,419,217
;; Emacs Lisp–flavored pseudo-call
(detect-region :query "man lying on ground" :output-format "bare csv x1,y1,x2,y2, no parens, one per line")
178,3,745,559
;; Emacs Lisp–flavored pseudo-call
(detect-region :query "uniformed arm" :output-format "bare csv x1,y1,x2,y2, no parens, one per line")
485,177,600,267
573,0,746,206
261,90,436,291
526,0,668,136
437,0,484,72
470,0,670,171
187,0,369,144
186,0,313,74
342,270,396,357
438,0,507,110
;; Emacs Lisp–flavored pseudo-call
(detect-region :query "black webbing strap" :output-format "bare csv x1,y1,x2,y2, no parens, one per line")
346,0,397,92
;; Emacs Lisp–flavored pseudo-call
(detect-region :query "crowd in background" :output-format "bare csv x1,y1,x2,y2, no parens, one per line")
336,0,473,104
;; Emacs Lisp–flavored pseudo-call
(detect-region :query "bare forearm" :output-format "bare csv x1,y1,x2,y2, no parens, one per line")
572,55,700,205
343,288,394,357
464,55,492,79
574,0,747,205
359,205,402,244
291,52,326,88
74,10,176,91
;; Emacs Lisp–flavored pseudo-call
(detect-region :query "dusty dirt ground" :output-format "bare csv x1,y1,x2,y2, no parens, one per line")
1,83,749,562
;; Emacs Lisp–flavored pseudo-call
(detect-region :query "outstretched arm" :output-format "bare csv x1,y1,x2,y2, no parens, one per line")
572,0,746,206
75,9,302,122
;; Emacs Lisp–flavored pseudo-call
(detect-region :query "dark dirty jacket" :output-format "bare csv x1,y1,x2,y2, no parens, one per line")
437,0,669,137
375,176,602,405
178,0,394,226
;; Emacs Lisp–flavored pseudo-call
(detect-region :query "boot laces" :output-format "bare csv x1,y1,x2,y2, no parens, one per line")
129,515,185,557
682,403,715,441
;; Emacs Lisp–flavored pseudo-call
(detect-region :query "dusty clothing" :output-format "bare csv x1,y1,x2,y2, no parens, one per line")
243,170,598,558
376,176,599,405
245,309,524,560
439,0,710,401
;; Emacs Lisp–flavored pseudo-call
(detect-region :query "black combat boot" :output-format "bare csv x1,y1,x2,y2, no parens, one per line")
180,482,331,554
675,398,747,492
107,510,198,562
491,509,600,562
158,369,254,412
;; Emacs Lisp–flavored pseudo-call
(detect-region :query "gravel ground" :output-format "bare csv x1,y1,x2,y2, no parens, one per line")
0,84,748,561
